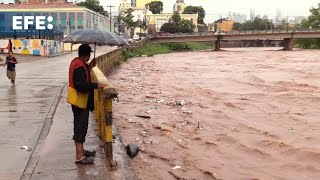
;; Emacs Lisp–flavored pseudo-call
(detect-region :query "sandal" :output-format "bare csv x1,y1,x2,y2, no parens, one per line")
75,156,94,164
84,150,96,157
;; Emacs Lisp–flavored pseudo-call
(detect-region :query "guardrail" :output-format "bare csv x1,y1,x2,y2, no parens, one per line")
90,48,123,166
152,28,320,38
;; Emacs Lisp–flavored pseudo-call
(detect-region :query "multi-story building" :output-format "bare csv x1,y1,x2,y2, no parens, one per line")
173,0,185,13
119,0,132,15
131,0,153,9
215,19,234,32
0,3,114,38
146,0,198,34
146,11,198,33
250,8,255,21
232,12,247,23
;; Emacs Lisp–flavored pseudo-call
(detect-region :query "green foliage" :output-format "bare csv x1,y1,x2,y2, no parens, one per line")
233,22,241,30
77,0,107,16
240,17,273,30
146,1,163,14
122,8,138,28
160,13,195,33
179,19,196,33
126,42,213,57
295,3,320,49
183,6,205,24
171,12,182,25
122,48,134,60
160,23,180,33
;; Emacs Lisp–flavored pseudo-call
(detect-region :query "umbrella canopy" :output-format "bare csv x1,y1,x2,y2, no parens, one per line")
63,29,129,47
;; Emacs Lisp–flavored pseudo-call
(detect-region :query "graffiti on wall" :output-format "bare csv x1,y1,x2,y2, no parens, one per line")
0,39,64,56
0,40,11,53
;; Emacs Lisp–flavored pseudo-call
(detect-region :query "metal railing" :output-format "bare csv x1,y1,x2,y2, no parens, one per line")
152,28,320,38
90,48,123,166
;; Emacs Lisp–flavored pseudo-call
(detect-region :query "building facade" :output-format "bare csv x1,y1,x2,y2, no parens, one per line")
0,3,114,39
131,0,152,9
119,0,132,15
173,0,185,13
215,19,234,32
146,12,198,33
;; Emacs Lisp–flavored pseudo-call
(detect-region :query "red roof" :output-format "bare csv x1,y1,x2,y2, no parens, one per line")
0,3,80,9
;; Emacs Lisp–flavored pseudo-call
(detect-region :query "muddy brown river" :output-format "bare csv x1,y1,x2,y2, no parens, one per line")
109,48,320,180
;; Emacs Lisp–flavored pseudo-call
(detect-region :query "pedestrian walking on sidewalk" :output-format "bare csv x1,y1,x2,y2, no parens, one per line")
3,51,18,85
67,44,106,164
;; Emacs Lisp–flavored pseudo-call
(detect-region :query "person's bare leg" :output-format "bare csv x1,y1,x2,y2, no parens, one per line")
82,145,85,156
75,142,84,160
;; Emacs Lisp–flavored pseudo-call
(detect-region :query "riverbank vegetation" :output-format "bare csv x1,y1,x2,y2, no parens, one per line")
295,3,320,49
122,42,213,60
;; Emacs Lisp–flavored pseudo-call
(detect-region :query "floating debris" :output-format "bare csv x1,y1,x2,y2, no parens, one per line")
171,165,182,170
20,146,32,152
158,99,165,103
125,144,140,158
175,100,185,106
135,115,151,119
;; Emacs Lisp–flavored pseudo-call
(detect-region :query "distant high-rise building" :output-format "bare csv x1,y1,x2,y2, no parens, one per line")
275,8,282,24
294,16,305,24
232,12,247,23
228,11,232,20
276,8,282,19
250,9,255,21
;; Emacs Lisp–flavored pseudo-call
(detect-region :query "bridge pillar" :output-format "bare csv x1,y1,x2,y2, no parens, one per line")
283,38,293,51
214,39,221,51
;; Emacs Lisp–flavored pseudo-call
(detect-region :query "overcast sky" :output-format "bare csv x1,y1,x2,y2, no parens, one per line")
102,0,319,23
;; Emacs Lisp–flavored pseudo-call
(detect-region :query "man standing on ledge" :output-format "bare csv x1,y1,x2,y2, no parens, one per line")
3,51,18,85
67,44,105,164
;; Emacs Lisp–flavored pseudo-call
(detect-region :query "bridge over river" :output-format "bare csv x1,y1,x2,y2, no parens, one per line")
150,29,320,50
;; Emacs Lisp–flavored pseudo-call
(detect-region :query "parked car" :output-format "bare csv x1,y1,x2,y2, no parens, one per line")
214,31,226,35
133,35,141,42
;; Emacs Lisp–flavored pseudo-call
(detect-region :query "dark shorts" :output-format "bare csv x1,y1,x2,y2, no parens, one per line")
72,105,89,144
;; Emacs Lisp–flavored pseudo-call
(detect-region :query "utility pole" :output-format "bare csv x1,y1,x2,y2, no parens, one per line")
107,5,115,32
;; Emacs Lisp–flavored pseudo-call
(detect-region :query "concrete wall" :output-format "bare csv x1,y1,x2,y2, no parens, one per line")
0,39,64,56
0,39,11,53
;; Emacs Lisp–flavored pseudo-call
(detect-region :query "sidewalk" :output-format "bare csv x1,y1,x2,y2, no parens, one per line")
0,46,137,180
21,85,137,180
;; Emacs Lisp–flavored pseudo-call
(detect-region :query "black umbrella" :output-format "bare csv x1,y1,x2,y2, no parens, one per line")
63,29,129,59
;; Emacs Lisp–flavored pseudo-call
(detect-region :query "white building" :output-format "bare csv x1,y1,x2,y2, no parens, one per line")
173,0,186,14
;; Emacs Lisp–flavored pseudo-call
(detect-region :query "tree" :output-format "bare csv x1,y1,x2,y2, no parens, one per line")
295,3,320,48
122,8,137,29
183,6,205,24
171,12,181,25
146,1,163,14
77,0,107,16
238,17,273,31
160,23,179,33
160,13,196,33
179,19,196,33
233,22,241,30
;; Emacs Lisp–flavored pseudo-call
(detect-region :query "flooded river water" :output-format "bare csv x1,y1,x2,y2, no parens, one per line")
109,48,320,180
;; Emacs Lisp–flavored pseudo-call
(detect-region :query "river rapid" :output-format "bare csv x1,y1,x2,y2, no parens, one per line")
109,48,320,180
